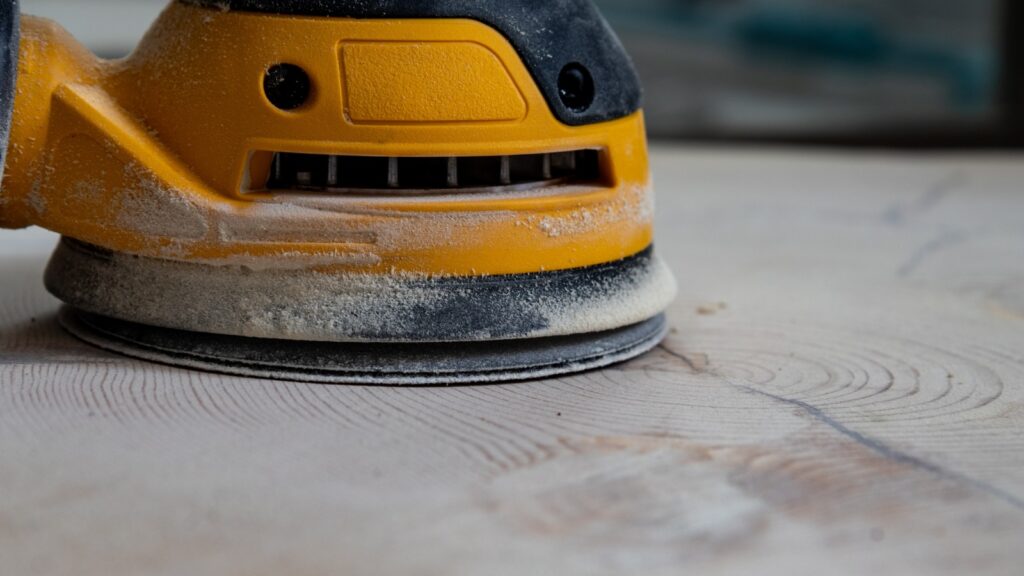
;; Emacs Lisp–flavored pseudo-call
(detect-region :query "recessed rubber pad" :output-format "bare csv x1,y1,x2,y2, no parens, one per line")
0,0,19,189
60,309,669,385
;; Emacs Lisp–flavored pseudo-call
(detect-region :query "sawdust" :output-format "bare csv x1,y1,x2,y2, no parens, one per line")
46,238,677,343
519,184,653,238
215,202,376,245
191,249,382,272
697,302,729,316
542,256,677,337
26,179,47,216
50,242,460,341
115,164,208,240
42,157,668,340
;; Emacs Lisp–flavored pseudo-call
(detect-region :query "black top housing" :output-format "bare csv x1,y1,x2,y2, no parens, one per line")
181,0,643,126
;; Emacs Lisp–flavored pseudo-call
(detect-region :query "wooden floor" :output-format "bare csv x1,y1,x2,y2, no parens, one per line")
2,146,1023,575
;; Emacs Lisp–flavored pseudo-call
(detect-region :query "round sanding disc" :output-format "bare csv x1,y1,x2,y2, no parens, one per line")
60,308,668,385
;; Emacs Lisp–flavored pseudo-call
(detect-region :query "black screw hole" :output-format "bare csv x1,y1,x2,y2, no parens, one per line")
264,63,311,111
558,63,595,113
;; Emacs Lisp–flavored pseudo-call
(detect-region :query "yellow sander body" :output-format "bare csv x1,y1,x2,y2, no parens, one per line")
0,0,677,384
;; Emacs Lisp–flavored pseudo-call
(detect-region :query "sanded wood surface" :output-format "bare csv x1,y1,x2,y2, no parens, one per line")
2,147,1023,575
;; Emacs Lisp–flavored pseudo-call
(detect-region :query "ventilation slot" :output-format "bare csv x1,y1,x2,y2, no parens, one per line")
265,150,602,194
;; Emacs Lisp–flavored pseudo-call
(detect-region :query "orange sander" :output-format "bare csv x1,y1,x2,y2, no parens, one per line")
0,0,677,384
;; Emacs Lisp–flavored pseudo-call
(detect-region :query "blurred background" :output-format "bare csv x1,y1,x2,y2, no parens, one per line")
22,0,1021,147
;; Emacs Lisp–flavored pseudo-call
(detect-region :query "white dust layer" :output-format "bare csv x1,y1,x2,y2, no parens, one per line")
45,239,678,343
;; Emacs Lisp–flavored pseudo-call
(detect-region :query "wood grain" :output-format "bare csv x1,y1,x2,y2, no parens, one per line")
2,147,1023,575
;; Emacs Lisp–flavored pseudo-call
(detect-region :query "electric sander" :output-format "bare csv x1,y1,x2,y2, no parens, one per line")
0,0,677,384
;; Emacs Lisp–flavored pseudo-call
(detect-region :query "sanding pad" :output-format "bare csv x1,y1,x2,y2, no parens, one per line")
60,308,668,385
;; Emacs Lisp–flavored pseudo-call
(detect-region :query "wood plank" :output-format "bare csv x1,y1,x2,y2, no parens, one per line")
1,147,1023,575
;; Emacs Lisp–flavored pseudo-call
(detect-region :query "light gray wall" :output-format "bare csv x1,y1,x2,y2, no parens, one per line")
21,0,166,56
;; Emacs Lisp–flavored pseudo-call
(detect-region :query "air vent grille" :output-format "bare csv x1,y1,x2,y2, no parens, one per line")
265,150,602,194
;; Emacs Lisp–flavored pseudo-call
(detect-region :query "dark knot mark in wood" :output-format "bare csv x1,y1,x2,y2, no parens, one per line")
657,326,1024,512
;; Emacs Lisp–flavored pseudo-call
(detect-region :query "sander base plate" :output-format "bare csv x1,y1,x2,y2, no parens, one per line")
59,308,668,385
